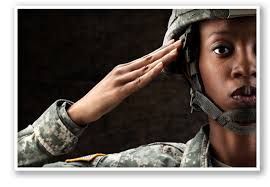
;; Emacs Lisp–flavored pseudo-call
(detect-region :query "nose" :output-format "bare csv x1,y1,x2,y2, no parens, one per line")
231,47,256,79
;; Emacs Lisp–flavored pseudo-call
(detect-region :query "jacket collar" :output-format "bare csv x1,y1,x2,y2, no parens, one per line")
180,125,210,167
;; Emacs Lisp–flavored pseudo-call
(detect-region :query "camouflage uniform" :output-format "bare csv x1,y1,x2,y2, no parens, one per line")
18,100,222,167
19,9,253,167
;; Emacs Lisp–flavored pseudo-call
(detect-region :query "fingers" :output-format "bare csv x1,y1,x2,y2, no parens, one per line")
117,65,149,84
124,39,182,72
146,48,179,69
123,61,164,94
145,39,176,56
118,47,179,83
113,39,176,69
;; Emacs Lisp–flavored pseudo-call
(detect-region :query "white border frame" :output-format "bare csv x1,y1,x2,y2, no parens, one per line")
14,5,260,172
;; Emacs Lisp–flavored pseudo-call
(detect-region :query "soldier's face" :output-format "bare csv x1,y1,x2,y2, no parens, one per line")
198,17,256,111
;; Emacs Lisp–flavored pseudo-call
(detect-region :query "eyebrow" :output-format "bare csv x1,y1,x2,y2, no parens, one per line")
208,31,234,38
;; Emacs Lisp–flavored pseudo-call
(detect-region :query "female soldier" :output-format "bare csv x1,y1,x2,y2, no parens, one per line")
18,9,256,167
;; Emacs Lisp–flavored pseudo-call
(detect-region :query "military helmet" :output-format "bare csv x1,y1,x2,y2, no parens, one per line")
163,9,256,44
162,9,257,135
163,9,256,74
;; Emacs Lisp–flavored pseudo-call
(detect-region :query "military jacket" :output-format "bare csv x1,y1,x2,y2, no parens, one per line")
18,100,219,168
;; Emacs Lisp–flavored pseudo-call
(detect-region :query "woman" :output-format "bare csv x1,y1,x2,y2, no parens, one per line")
18,9,256,167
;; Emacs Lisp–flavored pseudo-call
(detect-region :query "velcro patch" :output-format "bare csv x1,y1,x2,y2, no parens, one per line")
65,153,106,163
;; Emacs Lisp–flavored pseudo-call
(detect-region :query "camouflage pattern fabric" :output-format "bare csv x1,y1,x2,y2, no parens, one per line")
18,99,221,167
19,9,253,168
18,100,86,167
43,126,212,167
163,9,231,44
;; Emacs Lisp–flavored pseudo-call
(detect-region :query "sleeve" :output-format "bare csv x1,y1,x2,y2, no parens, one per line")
96,143,184,167
18,99,88,167
43,142,184,167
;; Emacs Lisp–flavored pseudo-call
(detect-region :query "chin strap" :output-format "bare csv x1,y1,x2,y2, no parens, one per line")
191,90,256,135
179,26,256,135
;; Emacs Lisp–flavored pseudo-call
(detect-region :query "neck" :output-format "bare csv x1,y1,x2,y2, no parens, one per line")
208,118,256,167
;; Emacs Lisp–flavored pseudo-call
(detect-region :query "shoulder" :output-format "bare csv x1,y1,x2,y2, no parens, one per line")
43,142,187,168
99,142,186,167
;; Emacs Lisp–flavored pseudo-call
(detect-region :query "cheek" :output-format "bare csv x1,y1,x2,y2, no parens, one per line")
199,59,230,109
199,60,217,94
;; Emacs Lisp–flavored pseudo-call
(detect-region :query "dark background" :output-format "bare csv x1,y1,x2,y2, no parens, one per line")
18,9,207,159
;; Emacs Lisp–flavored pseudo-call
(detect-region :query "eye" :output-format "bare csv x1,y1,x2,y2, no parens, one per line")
213,46,231,56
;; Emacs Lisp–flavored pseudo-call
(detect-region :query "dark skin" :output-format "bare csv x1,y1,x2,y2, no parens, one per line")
199,17,256,167
68,16,256,167
68,40,182,125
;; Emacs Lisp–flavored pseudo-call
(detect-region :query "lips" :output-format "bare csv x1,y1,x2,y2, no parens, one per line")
231,86,256,106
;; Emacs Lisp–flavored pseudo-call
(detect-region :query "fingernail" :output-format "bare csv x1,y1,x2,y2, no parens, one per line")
171,48,178,54
175,40,182,45
166,39,175,45
158,61,164,68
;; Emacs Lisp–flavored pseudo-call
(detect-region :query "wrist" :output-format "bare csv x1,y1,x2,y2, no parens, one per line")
67,103,87,127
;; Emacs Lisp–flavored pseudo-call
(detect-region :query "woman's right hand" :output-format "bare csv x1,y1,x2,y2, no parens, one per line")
67,39,183,126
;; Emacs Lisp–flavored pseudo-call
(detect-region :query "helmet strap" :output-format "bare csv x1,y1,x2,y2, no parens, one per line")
180,25,256,135
191,90,256,135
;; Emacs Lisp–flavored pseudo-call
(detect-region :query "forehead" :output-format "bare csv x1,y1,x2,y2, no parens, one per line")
199,17,256,38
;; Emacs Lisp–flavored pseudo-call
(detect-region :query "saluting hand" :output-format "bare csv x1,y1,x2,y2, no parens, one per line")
68,39,183,125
